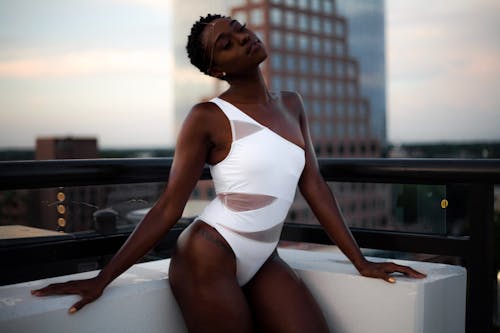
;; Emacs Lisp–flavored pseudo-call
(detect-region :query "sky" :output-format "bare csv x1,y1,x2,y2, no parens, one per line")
0,0,499,149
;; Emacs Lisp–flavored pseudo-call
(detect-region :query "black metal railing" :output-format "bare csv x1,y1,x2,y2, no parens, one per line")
0,157,498,332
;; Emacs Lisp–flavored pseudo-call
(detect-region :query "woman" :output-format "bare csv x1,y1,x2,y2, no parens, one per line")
32,14,426,333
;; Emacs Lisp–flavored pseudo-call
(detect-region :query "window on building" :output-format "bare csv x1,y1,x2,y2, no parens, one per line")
324,19,333,35
272,76,283,90
325,124,333,137
271,53,282,70
349,102,357,116
271,31,282,47
336,63,344,78
337,102,344,117
285,0,295,7
285,11,295,28
325,80,334,95
359,124,366,138
311,0,321,12
312,79,321,96
325,101,333,116
312,36,321,54
337,20,345,36
311,16,321,33
270,8,282,26
336,43,345,56
312,58,321,74
324,0,334,14
349,123,356,137
324,40,334,56
286,77,296,90
299,79,309,94
299,56,308,73
251,9,264,26
285,32,295,50
312,100,321,116
312,122,321,137
325,61,333,76
299,13,308,31
299,35,308,51
298,0,308,10
286,55,295,72
336,83,345,97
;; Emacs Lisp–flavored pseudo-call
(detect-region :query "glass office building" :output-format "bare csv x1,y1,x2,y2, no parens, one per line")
223,0,388,227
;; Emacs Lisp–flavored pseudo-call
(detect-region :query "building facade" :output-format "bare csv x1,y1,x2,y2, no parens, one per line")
189,0,390,228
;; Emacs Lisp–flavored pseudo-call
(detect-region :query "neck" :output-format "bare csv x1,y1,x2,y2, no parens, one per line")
223,69,272,104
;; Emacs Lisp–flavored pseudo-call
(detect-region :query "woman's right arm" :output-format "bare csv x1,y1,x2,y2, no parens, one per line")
32,104,213,313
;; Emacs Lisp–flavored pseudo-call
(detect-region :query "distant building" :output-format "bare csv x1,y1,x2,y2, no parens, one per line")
336,0,386,144
35,137,98,160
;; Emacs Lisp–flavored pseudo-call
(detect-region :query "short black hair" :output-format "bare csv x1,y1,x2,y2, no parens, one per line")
186,14,227,75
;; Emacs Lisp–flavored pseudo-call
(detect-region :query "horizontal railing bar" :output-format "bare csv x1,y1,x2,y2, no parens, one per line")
1,158,499,190
281,223,471,257
318,158,500,184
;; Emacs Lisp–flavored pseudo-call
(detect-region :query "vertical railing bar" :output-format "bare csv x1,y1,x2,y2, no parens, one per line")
465,184,495,333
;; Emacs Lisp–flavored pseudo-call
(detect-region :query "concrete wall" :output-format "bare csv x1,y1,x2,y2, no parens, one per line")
0,248,466,333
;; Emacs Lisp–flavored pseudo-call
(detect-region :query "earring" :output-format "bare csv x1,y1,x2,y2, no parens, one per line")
222,72,226,77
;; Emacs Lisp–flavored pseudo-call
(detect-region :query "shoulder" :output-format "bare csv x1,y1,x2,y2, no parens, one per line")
186,101,220,120
182,101,225,128
179,100,229,143
278,90,307,119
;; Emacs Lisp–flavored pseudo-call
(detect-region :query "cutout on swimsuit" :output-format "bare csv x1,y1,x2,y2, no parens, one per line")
218,193,277,212
232,120,262,140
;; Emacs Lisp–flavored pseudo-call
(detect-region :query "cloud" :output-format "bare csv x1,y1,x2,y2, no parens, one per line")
387,0,500,142
0,48,173,78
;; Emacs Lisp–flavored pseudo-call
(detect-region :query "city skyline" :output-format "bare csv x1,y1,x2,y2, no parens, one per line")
0,0,499,148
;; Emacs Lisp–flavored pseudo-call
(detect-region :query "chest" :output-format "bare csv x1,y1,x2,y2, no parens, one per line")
208,100,304,165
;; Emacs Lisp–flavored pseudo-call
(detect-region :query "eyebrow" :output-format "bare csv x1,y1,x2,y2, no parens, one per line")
213,20,239,46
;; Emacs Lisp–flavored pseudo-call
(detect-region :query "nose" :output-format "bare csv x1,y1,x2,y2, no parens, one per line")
237,31,250,45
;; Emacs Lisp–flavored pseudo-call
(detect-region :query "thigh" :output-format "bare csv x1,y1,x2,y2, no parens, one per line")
169,221,253,333
243,252,330,333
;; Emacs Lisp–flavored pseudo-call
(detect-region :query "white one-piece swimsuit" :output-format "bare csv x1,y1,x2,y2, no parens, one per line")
196,97,305,286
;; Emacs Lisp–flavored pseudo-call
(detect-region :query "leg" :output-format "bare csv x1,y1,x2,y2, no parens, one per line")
243,251,331,333
169,220,254,333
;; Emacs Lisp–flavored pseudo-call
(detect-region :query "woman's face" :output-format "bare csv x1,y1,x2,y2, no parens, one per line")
201,18,267,78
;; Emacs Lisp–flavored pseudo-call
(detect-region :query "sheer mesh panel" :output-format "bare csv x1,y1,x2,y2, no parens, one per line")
218,193,277,212
232,120,262,140
219,221,283,242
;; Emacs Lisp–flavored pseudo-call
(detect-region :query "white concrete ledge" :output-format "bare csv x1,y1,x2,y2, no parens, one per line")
0,248,466,333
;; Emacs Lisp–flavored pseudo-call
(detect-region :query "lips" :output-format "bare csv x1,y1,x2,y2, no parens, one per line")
246,40,261,55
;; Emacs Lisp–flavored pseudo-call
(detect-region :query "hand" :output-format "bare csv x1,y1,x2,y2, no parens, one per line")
31,276,106,314
357,260,427,283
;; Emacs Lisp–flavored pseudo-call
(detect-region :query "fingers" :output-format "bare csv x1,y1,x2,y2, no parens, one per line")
69,298,91,314
361,261,427,284
377,263,427,284
31,281,75,297
30,278,103,314
387,263,427,279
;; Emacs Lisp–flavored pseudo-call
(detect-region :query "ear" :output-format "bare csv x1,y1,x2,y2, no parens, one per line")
210,70,226,79
208,63,226,78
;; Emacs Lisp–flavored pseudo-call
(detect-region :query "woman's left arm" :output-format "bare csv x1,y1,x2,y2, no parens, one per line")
292,93,426,283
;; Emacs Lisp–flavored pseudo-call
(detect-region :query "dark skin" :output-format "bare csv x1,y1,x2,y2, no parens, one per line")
32,18,426,332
